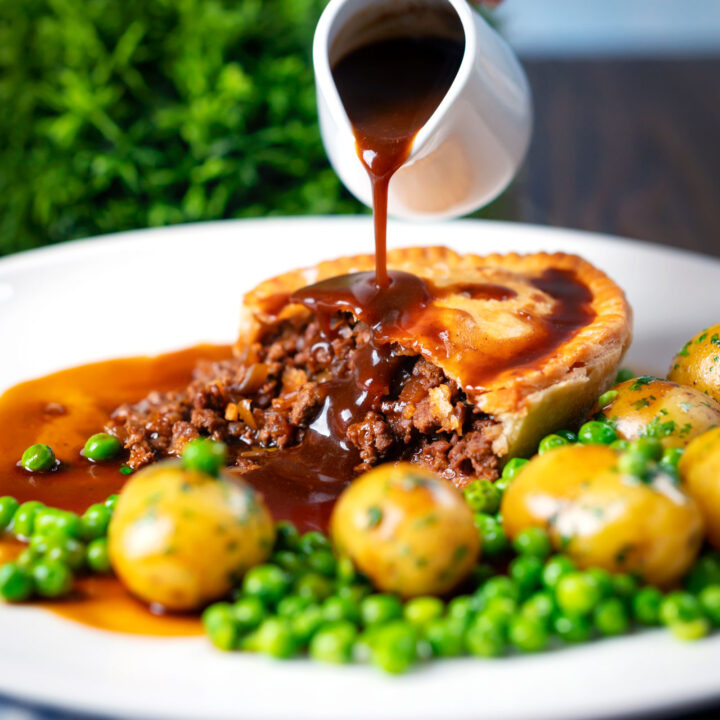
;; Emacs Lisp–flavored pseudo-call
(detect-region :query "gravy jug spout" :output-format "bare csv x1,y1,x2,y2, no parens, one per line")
314,0,532,220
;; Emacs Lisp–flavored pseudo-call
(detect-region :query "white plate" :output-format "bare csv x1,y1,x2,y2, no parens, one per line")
0,217,719,720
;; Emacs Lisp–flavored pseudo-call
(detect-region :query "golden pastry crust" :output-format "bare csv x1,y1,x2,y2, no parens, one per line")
238,247,632,460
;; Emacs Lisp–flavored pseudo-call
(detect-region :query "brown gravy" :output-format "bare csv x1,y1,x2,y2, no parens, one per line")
332,35,464,286
0,346,230,634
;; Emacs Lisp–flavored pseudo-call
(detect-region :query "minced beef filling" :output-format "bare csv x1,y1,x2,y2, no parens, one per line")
107,315,500,486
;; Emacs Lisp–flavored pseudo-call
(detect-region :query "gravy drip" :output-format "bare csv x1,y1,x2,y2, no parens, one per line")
332,35,464,286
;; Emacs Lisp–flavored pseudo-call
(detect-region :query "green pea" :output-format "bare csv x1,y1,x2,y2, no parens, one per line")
423,617,465,657
181,438,227,477
578,421,617,446
661,447,684,469
615,368,635,384
322,595,359,624
520,591,556,627
538,434,569,454
297,531,331,555
246,617,299,658
370,621,418,674
628,437,663,462
11,501,44,539
361,594,403,627
513,527,552,559
660,592,703,626
86,538,111,573
20,444,55,472
553,613,592,643
81,503,112,541
403,596,444,627
242,565,290,606
510,555,544,596
463,479,501,514
480,576,520,603
618,450,649,480
271,550,305,577
586,568,614,599
233,595,267,631
0,563,33,602
556,430,578,443
15,549,36,570
611,573,638,601
104,494,119,511
597,390,619,407
274,593,309,617
290,605,324,645
83,433,122,462
309,621,357,664
610,439,630,452
306,549,336,578
447,595,475,627
336,583,371,604
34,508,82,539
685,553,720,594
508,615,548,652
542,555,576,590
698,585,720,626
32,559,73,598
46,535,86,570
494,478,510,494
465,614,506,657
669,618,710,641
632,587,663,626
474,514,508,557
594,598,629,636
481,596,518,628
202,603,238,651
556,572,601,615
274,521,300,551
0,497,19,531
501,458,529,481
294,572,333,602
336,555,357,585
29,533,50,557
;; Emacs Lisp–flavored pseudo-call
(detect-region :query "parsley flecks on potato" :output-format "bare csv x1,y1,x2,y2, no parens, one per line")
330,463,479,598
501,445,704,587
668,324,720,403
595,376,720,449
108,461,274,611
680,427,720,550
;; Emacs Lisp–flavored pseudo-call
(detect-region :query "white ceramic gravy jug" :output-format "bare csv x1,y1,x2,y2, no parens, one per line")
313,0,532,220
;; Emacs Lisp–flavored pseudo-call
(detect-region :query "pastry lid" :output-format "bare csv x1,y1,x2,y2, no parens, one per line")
238,247,632,458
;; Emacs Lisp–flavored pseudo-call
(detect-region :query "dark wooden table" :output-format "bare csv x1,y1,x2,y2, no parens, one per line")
505,58,720,259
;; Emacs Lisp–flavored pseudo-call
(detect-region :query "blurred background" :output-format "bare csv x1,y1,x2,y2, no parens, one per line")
0,0,718,257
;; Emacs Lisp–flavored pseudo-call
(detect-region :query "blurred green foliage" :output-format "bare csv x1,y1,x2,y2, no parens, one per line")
0,0,504,256
0,0,362,254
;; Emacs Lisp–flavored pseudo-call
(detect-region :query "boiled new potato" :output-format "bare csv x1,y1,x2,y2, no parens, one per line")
331,463,479,597
109,461,274,610
595,377,720,449
502,445,703,587
680,426,720,549
668,323,720,403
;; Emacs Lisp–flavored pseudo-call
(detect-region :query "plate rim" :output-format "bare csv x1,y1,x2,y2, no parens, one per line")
1,216,720,720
